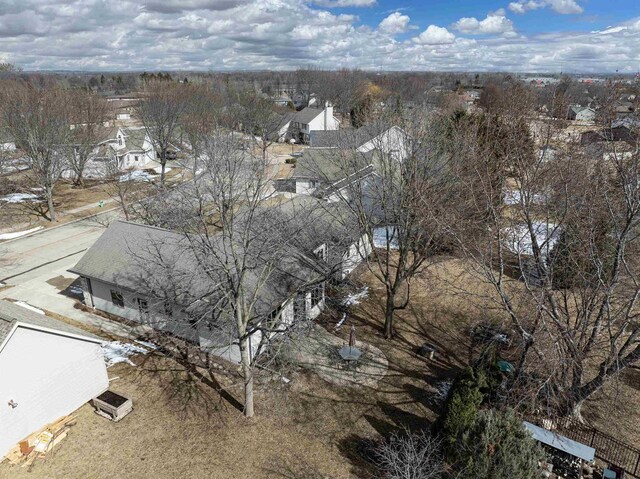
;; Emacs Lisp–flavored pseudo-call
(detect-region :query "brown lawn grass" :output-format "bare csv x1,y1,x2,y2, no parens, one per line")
1,258,638,479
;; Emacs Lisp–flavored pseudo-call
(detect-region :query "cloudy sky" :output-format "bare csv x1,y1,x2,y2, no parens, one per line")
0,0,638,72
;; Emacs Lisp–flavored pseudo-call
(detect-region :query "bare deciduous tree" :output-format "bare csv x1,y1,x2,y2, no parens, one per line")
447,85,640,418
136,80,189,185
128,132,354,418
328,114,455,338
2,82,72,221
68,90,109,186
375,429,446,479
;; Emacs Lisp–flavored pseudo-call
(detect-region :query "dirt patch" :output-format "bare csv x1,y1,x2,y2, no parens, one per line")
46,275,76,292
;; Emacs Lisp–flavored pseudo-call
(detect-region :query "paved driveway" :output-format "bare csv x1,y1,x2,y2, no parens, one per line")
0,210,135,338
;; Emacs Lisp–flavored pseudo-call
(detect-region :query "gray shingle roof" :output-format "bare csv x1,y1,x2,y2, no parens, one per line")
70,220,324,320
309,123,393,149
0,300,102,347
292,107,325,125
291,148,351,182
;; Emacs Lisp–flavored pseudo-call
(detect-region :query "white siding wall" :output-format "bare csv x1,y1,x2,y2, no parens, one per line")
357,127,410,160
88,278,200,343
85,276,326,365
0,328,108,457
341,234,372,278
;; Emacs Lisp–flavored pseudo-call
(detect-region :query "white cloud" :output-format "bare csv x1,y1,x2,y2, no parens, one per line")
452,10,515,35
0,1,637,74
378,12,410,35
311,0,376,6
413,25,455,45
509,0,583,15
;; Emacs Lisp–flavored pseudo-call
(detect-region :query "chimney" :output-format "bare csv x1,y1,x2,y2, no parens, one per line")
324,101,333,131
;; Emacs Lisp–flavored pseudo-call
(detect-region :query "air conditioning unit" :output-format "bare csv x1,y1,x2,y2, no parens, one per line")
92,390,133,422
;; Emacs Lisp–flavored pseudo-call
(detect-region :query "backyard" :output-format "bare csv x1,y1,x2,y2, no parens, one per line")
1,258,638,479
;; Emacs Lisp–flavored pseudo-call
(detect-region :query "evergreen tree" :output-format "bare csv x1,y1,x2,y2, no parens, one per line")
457,409,544,479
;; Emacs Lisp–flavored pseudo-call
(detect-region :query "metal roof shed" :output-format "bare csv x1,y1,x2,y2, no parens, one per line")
523,421,596,462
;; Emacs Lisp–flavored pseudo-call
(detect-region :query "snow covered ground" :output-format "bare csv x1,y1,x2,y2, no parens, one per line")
373,226,399,250
119,170,155,182
0,193,42,203
101,340,156,367
504,221,561,257
0,226,43,240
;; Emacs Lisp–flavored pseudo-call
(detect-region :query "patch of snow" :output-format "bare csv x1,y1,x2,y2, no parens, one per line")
0,226,43,240
342,287,369,307
0,193,42,203
15,301,45,315
134,339,158,350
503,189,547,206
101,340,152,367
119,170,155,182
335,312,347,330
504,221,560,257
373,226,399,250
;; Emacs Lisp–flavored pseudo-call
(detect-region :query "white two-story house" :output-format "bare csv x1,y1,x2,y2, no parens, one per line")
278,103,340,144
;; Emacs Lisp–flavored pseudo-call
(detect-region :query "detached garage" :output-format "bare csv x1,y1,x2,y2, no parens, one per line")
0,300,108,458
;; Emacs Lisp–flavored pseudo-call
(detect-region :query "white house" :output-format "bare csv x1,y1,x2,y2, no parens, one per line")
278,103,340,144
65,126,156,180
568,105,596,122
0,300,108,458
310,124,411,160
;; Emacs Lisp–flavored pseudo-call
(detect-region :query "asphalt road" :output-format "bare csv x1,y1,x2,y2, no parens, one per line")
0,210,117,285
0,209,135,338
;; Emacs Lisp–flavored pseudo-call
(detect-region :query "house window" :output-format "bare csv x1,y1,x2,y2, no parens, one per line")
134,155,139,162
314,244,327,262
118,137,123,146
137,298,148,314
310,283,324,308
110,290,124,308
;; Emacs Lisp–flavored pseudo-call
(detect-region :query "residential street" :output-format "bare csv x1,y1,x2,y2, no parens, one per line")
0,209,135,337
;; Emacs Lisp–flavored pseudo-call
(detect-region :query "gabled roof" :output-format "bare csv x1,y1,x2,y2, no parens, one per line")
292,107,325,125
118,127,150,153
0,300,102,352
291,148,351,182
309,123,402,149
69,220,323,320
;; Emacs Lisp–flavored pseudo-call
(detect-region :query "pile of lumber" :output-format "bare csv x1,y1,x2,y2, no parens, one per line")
2,415,76,468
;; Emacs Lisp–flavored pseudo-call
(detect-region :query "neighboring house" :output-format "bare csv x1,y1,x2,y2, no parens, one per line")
0,300,108,458
608,117,639,144
66,125,156,180
276,148,375,202
567,105,596,122
0,127,16,151
69,213,366,363
278,103,340,144
310,124,410,160
109,126,156,169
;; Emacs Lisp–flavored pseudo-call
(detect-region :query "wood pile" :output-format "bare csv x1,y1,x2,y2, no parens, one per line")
2,415,76,469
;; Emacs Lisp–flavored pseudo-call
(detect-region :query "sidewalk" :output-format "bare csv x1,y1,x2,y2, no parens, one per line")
1,197,118,236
